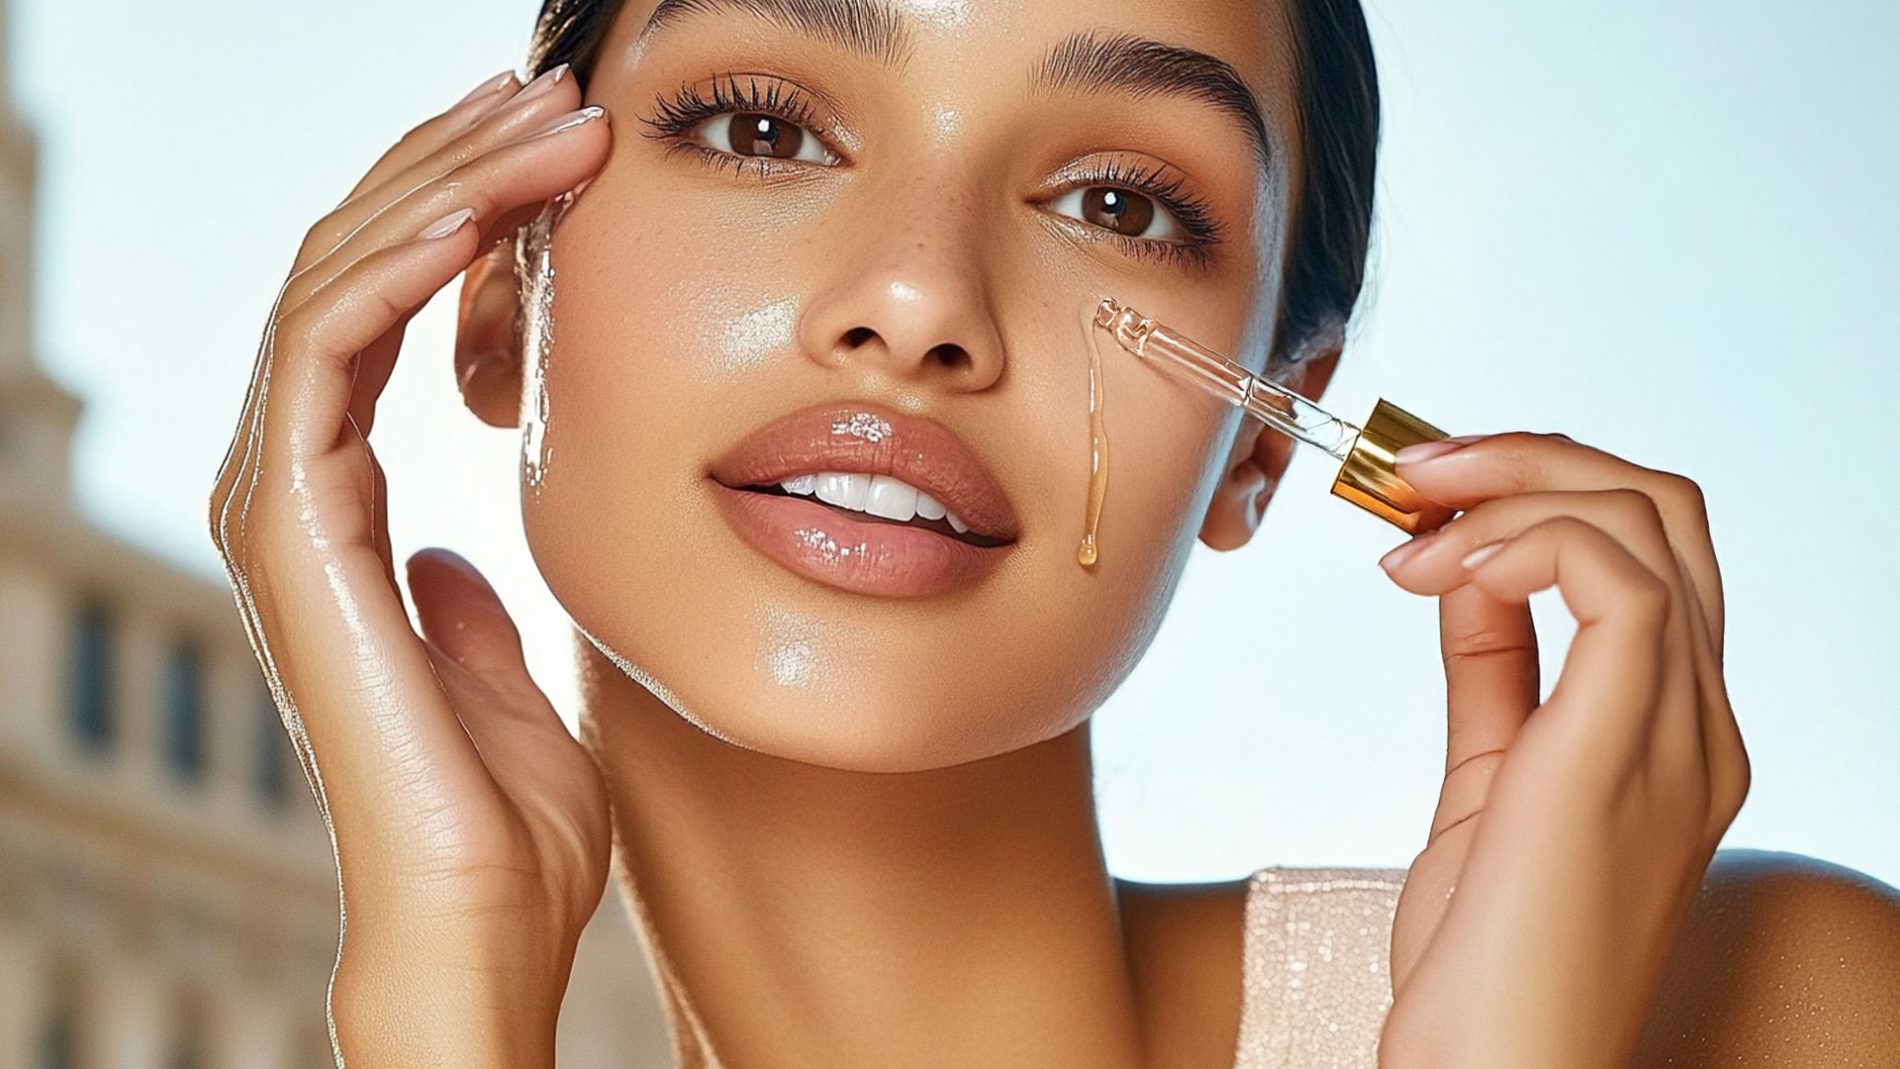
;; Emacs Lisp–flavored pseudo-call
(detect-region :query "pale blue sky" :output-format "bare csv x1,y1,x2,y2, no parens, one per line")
13,1,1897,885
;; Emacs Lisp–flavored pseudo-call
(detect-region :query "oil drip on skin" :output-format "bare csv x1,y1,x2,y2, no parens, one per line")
516,191,576,497
1077,309,1109,568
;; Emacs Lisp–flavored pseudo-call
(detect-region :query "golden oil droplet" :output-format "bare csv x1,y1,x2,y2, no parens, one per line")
1077,317,1109,568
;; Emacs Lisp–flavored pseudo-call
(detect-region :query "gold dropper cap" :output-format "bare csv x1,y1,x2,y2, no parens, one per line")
1331,398,1457,535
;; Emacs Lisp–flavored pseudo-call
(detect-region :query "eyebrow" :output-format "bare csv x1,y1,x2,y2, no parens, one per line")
641,0,915,66
1031,31,1276,173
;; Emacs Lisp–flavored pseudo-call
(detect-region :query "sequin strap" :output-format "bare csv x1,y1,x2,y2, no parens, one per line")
1230,866,1409,1069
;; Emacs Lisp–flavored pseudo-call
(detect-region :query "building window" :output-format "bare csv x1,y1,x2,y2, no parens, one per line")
163,638,206,784
38,1005,75,1069
69,599,115,754
257,686,293,806
168,996,209,1069
38,969,81,1069
167,1038,205,1069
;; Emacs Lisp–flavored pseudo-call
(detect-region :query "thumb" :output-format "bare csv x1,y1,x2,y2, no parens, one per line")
405,547,540,704
1392,583,1541,995
1428,580,1539,841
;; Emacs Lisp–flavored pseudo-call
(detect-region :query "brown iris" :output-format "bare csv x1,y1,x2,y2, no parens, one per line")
1081,188,1155,236
727,113,803,158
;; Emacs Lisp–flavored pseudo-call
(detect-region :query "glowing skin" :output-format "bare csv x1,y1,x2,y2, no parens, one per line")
717,294,799,372
507,0,1300,774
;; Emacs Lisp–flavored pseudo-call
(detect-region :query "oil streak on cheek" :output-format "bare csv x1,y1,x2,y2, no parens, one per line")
1077,310,1110,568
516,191,578,498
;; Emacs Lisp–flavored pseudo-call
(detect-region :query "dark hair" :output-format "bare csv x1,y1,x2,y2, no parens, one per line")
523,0,1380,370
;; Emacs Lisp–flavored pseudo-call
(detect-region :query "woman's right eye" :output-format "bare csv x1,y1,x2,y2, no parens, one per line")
691,112,839,165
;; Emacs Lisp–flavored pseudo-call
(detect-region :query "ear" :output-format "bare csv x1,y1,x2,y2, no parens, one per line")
454,238,525,428
1197,324,1344,551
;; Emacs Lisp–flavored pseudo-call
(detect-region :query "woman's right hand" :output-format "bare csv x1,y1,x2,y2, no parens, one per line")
205,65,613,1068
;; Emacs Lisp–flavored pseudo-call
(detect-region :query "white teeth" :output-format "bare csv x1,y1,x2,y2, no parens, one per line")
814,472,870,511
774,471,972,533
864,474,919,521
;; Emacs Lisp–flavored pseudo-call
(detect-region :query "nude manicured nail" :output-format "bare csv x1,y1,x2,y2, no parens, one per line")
1378,531,1436,572
1395,438,1473,465
515,62,571,103
452,68,519,111
417,207,475,241
523,105,606,140
1461,541,1506,570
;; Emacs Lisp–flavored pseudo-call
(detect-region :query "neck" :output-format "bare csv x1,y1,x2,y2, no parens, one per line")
575,633,1146,1069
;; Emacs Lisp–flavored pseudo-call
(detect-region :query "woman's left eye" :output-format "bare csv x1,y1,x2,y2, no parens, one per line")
1049,186,1185,242
691,112,839,165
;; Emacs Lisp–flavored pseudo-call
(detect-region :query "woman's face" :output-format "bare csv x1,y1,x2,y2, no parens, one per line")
503,0,1311,771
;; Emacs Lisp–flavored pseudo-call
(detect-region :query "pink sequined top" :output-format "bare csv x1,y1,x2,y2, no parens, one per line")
1231,866,1409,1069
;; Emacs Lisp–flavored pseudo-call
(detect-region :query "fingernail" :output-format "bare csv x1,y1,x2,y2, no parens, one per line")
522,105,606,140
1460,541,1506,570
1379,531,1437,572
417,207,475,240
1395,434,1487,465
515,62,571,103
452,68,519,111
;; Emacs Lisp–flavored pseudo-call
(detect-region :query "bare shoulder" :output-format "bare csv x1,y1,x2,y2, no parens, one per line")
1635,848,1900,1066
1114,874,1252,1069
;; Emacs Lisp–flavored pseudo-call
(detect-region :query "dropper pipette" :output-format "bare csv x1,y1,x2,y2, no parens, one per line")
1092,297,1456,535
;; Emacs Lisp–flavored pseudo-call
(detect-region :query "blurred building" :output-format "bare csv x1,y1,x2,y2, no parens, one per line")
0,1,671,1064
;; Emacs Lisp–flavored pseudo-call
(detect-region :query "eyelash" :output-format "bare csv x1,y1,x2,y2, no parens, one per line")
637,76,1224,269
638,73,833,179
1058,158,1223,269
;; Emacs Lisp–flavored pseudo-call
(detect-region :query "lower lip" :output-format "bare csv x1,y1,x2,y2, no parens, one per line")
708,480,1010,598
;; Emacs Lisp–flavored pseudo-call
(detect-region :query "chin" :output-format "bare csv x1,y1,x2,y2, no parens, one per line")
529,499,1170,774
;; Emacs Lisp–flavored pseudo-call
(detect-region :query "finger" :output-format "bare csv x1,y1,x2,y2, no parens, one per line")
296,64,578,282
330,68,520,210
1457,515,1676,764
1670,550,1751,829
1381,488,1683,613
300,107,603,439
265,208,485,463
1395,431,1724,655
1425,582,1540,846
405,548,542,706
289,103,606,326
291,67,522,274
406,550,594,813
209,276,292,553
1382,488,1709,776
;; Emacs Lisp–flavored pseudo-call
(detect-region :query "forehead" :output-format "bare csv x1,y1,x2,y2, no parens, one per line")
600,0,1303,177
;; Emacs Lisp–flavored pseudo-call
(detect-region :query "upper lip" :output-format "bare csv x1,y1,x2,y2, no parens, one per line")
708,402,1021,540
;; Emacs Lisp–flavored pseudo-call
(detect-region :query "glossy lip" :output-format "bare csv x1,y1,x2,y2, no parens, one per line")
707,402,1020,598
709,482,1008,598
707,403,1020,538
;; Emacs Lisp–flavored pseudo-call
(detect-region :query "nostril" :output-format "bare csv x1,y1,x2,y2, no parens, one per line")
842,326,878,348
927,343,968,369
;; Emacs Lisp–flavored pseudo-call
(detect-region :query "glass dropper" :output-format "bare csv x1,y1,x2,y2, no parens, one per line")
1092,297,1457,535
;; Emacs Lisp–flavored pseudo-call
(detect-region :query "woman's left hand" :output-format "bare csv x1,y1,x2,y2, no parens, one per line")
1372,431,1750,1068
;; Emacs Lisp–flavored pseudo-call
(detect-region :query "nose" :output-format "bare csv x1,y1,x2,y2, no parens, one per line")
797,190,1008,394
